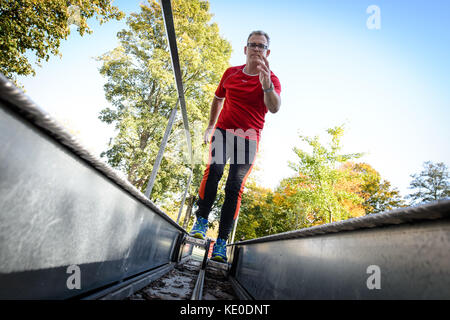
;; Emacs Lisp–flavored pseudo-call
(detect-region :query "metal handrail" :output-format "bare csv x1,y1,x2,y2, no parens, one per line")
144,99,179,198
145,0,194,227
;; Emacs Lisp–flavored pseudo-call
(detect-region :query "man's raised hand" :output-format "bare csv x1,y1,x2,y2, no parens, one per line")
257,54,271,90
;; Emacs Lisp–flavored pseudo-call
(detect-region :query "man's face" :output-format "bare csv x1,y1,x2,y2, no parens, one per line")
244,34,271,65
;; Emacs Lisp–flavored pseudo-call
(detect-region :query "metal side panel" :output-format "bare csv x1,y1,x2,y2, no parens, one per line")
0,99,184,299
231,216,450,299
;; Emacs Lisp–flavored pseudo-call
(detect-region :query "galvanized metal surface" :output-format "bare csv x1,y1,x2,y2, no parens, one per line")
0,73,185,233
191,269,205,300
229,275,253,300
184,235,207,247
87,263,176,300
230,206,450,299
0,75,187,299
233,199,450,246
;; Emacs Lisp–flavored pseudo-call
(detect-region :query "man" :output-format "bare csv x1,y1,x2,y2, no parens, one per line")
189,30,281,263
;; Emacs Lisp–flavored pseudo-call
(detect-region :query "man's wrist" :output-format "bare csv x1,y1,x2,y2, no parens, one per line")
263,82,274,93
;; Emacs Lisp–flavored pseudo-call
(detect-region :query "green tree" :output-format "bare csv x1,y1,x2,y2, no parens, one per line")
237,131,409,240
286,125,365,225
407,161,450,204
96,0,231,217
238,126,367,240
0,0,124,85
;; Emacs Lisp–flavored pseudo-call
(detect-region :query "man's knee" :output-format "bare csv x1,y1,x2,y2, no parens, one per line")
225,179,243,196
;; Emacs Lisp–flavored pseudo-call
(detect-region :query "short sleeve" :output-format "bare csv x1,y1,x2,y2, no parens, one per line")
271,73,281,95
214,68,231,99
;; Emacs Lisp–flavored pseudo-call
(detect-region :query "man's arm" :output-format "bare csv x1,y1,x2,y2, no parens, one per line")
208,96,224,127
203,96,224,144
263,88,281,113
258,55,281,113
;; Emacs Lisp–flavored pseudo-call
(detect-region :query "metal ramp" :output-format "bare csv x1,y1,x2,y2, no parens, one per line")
228,200,450,299
0,0,449,300
1,72,449,299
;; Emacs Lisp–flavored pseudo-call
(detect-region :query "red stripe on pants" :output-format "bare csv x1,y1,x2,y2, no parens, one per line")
232,142,259,220
198,128,215,200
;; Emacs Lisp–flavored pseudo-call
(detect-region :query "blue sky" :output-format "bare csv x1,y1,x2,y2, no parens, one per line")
16,0,450,199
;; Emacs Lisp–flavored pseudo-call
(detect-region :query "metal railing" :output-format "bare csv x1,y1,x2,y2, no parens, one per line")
0,0,199,299
145,0,194,226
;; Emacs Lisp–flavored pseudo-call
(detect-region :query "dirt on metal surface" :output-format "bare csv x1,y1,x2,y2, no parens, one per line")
202,263,237,300
127,259,201,300
127,248,238,300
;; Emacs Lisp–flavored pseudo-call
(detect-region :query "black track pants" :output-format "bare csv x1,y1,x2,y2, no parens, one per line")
196,127,258,240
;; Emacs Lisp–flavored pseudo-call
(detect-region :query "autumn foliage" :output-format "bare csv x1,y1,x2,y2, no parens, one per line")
236,126,405,241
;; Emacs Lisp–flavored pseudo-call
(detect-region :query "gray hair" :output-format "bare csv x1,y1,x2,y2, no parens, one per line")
247,30,270,47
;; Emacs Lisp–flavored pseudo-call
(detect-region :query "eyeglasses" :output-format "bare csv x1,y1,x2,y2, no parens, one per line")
247,42,268,51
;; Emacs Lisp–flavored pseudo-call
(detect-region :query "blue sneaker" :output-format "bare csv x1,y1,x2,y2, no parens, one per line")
189,216,209,240
211,238,227,263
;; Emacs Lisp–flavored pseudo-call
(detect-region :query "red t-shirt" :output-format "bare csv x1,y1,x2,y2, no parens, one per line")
214,64,281,141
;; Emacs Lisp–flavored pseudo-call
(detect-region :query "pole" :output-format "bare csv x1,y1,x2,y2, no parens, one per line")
176,170,192,224
145,100,178,199
230,213,240,244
